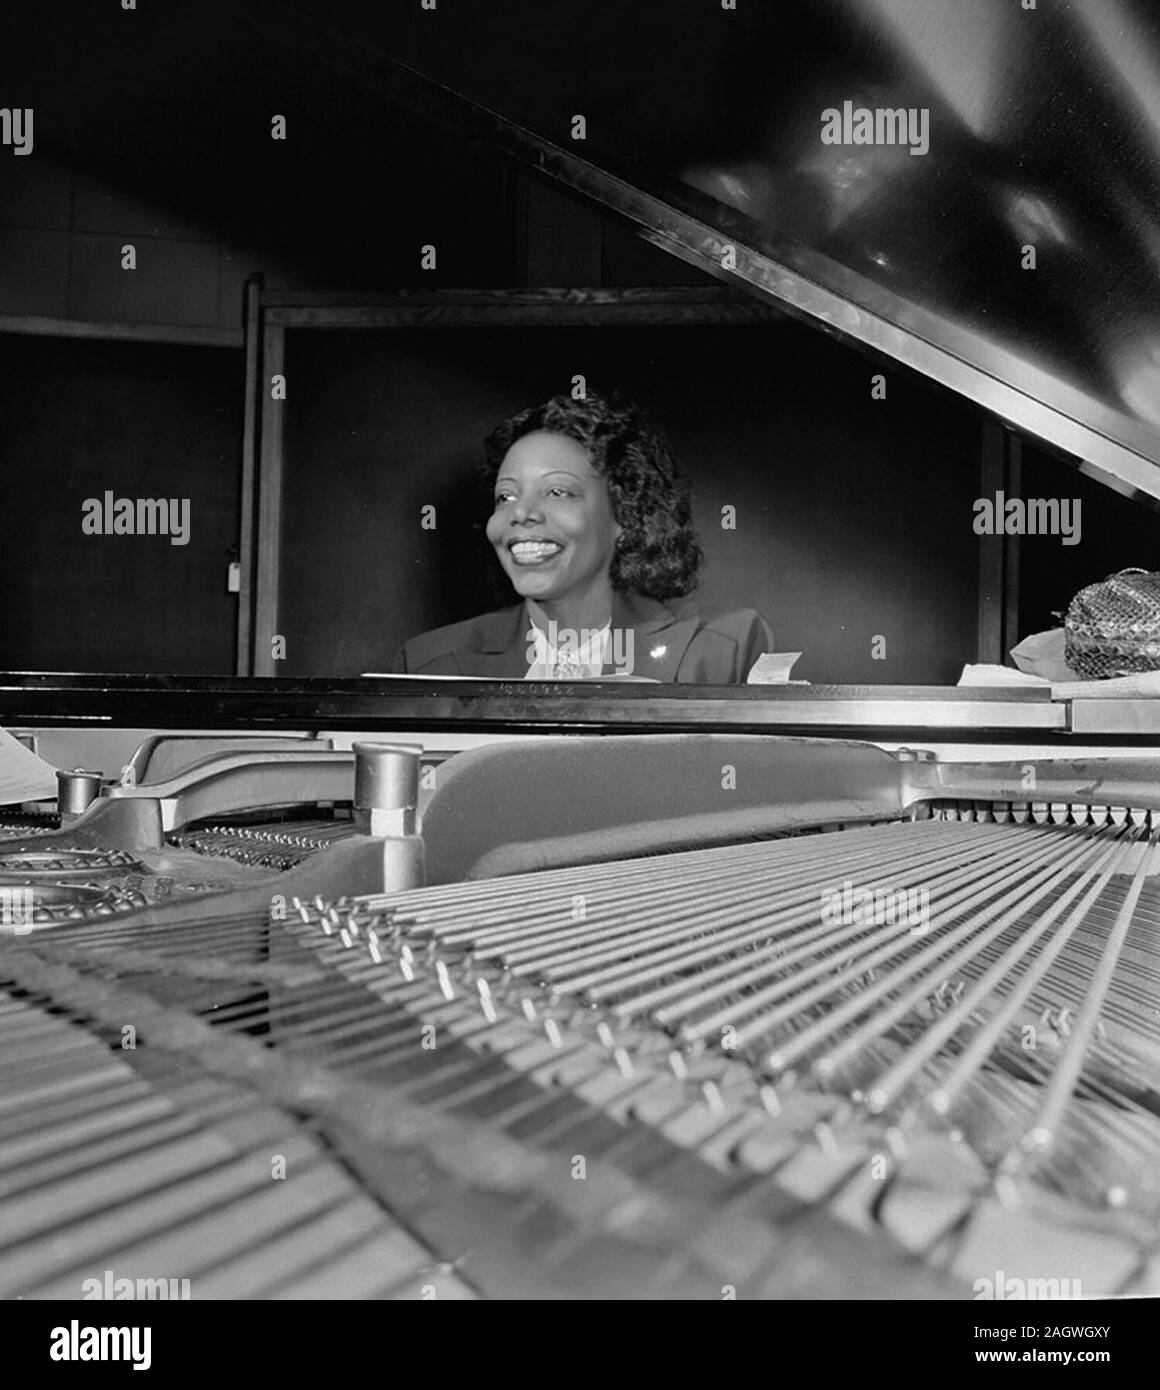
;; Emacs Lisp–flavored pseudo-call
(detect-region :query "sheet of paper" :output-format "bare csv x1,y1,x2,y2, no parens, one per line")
958,664,1050,688
361,672,661,682
746,652,807,685
0,728,59,803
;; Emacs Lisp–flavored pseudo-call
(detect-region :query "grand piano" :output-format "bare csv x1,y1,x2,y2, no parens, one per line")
3,0,1160,1301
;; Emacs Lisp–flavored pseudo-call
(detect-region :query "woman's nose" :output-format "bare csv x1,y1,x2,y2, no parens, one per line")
510,497,544,523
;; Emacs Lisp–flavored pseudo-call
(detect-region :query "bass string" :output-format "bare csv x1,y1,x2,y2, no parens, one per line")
817,828,1134,1108
511,829,1042,997
11,811,1160,1289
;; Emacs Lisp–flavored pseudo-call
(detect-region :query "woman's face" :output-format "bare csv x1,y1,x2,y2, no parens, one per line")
486,431,621,605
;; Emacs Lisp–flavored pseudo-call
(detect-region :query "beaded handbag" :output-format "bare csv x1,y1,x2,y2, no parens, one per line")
1064,568,1160,678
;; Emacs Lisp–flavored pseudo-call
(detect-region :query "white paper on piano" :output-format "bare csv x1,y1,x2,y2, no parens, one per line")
746,652,808,685
362,671,661,682
0,728,59,803
957,664,1051,689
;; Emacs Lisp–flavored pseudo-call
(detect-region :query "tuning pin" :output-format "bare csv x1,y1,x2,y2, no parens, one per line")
476,978,497,1024
994,1174,1021,1207
813,1122,838,1156
702,1080,725,1114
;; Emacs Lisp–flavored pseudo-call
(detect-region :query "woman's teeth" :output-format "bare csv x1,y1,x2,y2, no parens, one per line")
510,541,563,565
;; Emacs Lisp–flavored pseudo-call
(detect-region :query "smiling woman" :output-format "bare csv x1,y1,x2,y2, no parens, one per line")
392,391,775,683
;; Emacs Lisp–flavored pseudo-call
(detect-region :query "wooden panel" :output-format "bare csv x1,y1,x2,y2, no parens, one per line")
0,314,240,348
0,336,241,674
236,278,263,675
976,419,1006,665
263,286,786,329
253,323,285,677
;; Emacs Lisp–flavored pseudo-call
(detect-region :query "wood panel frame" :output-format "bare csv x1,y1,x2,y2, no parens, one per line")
239,282,787,675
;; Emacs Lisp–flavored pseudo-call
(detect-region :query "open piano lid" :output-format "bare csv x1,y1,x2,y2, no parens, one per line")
278,0,1160,503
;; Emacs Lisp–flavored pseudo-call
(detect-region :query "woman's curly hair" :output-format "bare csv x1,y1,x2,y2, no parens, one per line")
482,391,702,601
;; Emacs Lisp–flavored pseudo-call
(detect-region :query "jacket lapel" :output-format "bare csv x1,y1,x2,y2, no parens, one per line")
469,605,535,678
608,590,700,681
454,591,700,681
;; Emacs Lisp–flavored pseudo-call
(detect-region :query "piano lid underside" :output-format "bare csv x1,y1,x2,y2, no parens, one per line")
269,0,1160,500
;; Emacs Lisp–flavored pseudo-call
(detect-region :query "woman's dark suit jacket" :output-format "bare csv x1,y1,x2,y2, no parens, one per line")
392,589,774,684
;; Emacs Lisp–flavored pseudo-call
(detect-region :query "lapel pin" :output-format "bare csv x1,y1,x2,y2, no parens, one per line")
650,645,667,660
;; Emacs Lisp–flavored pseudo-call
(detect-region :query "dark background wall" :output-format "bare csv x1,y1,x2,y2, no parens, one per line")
280,323,982,683
1018,445,1160,639
0,337,240,673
